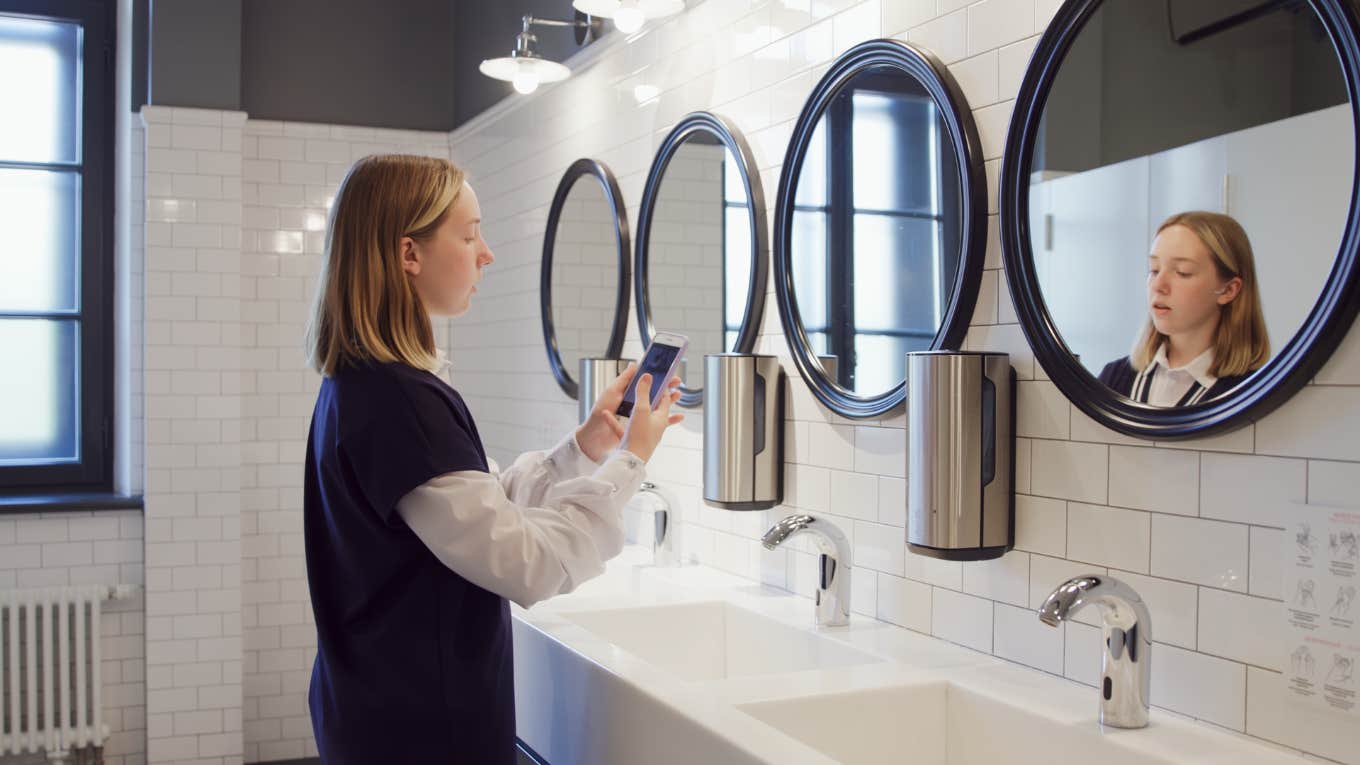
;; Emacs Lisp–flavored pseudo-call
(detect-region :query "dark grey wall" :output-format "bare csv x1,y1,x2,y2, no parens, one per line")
452,1,597,127
241,0,456,130
132,0,149,110
149,0,242,111
144,1,598,130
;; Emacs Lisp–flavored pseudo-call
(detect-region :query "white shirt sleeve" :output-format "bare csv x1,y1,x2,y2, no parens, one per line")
395,449,645,609
493,431,604,506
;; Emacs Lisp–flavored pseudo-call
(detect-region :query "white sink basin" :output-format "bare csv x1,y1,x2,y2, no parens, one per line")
559,600,881,682
737,681,1303,765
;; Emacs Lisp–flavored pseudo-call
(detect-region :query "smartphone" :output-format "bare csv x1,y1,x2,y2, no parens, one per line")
616,332,689,418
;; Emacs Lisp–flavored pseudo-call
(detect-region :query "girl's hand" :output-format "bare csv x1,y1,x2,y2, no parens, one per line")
619,372,684,463
575,363,682,462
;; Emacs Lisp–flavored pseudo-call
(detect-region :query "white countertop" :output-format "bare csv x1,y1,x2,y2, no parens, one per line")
510,547,1312,765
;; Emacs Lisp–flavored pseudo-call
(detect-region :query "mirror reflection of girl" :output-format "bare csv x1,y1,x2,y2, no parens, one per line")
302,155,683,764
1098,211,1270,406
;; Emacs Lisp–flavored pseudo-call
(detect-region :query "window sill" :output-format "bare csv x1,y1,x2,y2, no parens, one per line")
0,492,143,515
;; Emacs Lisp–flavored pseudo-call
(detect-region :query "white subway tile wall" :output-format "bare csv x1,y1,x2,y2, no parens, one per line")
444,1,1360,761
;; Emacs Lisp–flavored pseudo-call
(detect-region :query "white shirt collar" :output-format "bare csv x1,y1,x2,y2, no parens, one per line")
433,349,453,376
1151,344,1217,389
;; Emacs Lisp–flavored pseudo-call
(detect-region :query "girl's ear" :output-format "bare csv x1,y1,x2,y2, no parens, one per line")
1217,276,1243,305
400,235,420,276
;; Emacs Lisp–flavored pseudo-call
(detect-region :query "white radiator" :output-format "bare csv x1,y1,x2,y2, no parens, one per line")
1,585,137,761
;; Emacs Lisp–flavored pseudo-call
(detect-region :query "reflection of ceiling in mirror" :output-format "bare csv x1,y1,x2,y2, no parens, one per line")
550,179,619,376
1031,102,1353,402
1037,0,1347,177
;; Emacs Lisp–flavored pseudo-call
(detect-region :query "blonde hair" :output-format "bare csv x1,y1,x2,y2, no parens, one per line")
1132,211,1270,378
306,154,465,376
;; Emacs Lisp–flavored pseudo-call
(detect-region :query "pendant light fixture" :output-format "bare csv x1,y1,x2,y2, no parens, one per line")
571,0,684,34
479,14,602,95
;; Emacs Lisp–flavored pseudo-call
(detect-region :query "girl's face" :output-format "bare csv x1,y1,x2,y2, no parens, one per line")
401,182,495,317
1146,224,1240,339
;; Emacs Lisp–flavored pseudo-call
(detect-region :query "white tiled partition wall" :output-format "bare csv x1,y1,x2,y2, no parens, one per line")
138,104,452,764
447,1,1360,763
237,120,451,763
142,105,248,765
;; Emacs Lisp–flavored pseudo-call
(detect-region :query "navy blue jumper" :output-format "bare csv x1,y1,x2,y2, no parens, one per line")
304,361,516,765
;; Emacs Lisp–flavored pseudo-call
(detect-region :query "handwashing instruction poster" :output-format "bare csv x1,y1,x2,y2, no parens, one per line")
1284,502,1359,715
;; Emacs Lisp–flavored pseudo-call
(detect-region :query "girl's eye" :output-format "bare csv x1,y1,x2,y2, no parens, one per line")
1177,271,1193,278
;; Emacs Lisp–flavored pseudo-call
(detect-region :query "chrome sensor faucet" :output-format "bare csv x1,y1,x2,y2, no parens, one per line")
761,514,851,627
1039,574,1152,728
636,482,680,567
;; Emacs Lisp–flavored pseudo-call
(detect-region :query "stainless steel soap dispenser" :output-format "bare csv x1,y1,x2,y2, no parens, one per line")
906,351,1015,560
578,357,632,424
704,353,784,511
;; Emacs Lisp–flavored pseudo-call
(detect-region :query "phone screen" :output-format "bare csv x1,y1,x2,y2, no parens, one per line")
616,343,680,417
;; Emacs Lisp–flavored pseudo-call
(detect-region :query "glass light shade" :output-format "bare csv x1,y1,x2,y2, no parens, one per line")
614,7,645,33
513,72,540,94
479,55,571,91
572,0,685,27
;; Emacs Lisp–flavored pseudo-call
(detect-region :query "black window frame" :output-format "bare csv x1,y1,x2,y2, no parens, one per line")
0,0,115,495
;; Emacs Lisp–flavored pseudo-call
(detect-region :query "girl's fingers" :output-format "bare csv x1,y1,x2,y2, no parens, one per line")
633,373,654,415
606,363,638,395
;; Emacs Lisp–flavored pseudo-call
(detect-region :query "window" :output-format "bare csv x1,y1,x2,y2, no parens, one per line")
0,0,113,493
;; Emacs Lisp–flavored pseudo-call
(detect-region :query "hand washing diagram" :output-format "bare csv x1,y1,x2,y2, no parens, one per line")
1327,654,1353,685
1296,579,1318,610
1292,645,1316,678
1331,530,1360,562
1334,586,1356,619
1284,503,1360,716
1298,522,1319,556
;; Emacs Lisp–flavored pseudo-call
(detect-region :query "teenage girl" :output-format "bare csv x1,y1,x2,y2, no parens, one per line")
301,154,683,764
1099,211,1270,406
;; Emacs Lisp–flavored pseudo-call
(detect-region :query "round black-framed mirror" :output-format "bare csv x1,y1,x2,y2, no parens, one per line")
634,111,769,408
772,39,989,419
541,158,631,400
1000,0,1360,440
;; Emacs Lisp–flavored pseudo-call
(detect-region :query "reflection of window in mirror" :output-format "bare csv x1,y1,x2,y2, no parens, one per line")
792,72,959,395
1028,0,1353,405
